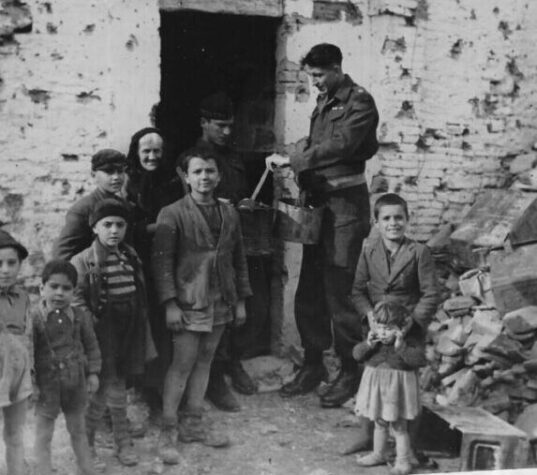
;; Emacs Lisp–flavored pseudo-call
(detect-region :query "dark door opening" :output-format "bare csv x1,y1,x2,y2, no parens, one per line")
158,10,279,204
158,10,280,357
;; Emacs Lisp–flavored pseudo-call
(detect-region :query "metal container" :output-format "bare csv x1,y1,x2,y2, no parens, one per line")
239,204,274,256
276,198,324,245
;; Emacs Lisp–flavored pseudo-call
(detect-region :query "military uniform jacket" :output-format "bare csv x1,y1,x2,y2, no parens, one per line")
291,74,379,191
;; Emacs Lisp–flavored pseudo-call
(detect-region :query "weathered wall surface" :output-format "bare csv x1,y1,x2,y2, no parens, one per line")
0,0,160,285
272,0,537,354
275,0,537,241
2,0,537,352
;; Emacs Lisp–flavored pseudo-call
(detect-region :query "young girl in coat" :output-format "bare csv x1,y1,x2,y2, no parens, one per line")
152,150,251,465
353,301,426,475
0,230,33,475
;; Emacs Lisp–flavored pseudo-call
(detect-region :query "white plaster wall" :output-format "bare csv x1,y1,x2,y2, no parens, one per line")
0,0,160,283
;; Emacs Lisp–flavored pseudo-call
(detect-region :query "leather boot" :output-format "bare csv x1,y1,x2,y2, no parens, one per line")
109,407,139,466
206,364,240,412
86,425,106,472
279,364,328,398
320,368,360,408
158,425,180,465
177,410,230,448
227,360,257,395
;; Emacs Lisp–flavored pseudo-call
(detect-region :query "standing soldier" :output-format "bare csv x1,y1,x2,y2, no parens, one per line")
267,43,379,410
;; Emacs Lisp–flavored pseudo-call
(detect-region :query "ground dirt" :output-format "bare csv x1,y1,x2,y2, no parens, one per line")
1,389,462,475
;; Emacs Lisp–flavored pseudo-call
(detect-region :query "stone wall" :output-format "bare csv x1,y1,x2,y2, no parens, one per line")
0,0,160,286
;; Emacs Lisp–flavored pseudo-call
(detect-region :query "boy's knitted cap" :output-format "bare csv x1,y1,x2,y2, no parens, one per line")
91,149,127,171
0,230,28,259
89,199,129,228
200,92,234,120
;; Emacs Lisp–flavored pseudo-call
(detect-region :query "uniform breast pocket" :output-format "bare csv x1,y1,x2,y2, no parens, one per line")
328,109,345,136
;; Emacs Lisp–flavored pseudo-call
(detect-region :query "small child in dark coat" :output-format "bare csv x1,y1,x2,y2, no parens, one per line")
31,260,101,475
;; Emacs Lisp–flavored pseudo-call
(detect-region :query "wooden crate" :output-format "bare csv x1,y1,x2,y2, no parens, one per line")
418,404,530,471
489,243,537,314
449,190,537,269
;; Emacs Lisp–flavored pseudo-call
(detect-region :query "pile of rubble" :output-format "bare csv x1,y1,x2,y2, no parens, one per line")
425,296,537,423
423,188,537,436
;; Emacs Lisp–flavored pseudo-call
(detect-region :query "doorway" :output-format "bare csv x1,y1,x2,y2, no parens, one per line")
159,10,279,203
159,10,280,357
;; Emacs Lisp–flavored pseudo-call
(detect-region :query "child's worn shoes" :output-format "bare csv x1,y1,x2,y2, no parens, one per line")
355,451,387,466
158,426,180,465
389,457,413,475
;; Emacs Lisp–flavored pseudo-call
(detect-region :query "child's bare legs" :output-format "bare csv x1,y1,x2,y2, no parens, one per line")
34,414,55,475
159,325,227,463
178,325,229,448
159,330,201,464
390,419,412,475
65,409,96,475
162,331,203,425
183,324,225,413
356,418,388,466
4,399,27,475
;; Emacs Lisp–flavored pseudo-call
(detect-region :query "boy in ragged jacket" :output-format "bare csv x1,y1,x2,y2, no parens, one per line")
152,150,251,465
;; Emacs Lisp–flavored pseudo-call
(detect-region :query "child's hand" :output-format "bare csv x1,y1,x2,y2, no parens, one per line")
394,330,405,350
233,300,247,327
165,300,185,332
87,374,99,394
366,330,379,347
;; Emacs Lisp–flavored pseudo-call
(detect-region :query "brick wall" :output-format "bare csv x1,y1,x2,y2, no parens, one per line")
275,0,537,242
272,0,537,354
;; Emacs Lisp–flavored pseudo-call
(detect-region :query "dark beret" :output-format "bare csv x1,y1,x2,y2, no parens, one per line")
89,198,129,228
200,92,234,120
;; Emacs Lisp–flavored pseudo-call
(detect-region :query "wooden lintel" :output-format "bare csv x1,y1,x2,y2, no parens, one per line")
159,0,283,17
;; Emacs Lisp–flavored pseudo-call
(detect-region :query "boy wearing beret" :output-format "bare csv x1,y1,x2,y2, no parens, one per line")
71,199,156,467
53,149,130,261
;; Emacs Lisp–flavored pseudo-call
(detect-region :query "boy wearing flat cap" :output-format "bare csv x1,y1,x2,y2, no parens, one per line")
53,149,130,261
71,199,156,468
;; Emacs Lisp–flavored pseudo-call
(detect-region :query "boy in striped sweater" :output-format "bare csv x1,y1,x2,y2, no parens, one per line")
71,199,156,468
